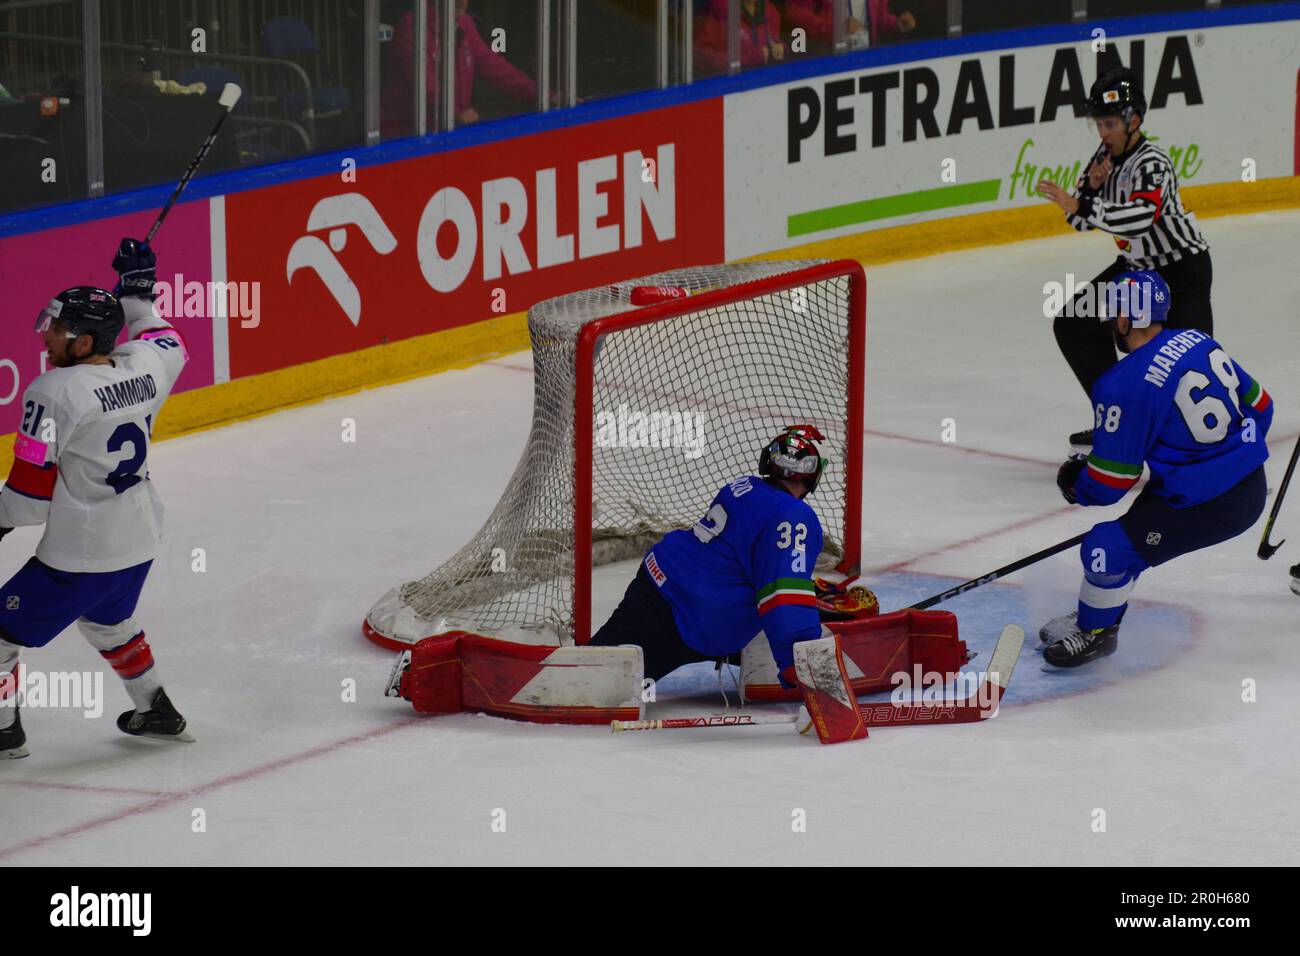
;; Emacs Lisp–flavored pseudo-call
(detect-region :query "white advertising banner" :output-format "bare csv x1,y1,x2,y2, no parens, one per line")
724,20,1300,259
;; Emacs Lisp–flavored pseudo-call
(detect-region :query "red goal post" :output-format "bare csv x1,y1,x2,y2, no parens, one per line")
570,260,865,643
364,259,866,651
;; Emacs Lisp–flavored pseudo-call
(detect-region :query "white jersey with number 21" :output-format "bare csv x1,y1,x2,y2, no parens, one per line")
0,297,188,572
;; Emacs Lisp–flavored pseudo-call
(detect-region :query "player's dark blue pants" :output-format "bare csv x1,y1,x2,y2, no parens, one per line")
1054,250,1214,398
0,557,152,648
589,565,726,681
1077,466,1266,629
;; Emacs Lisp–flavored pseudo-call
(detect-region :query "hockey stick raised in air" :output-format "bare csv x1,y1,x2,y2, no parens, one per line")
144,83,242,244
905,534,1086,610
612,625,1025,734
1259,433,1300,559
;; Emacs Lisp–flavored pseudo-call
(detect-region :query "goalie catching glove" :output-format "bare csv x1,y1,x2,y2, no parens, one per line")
814,575,879,620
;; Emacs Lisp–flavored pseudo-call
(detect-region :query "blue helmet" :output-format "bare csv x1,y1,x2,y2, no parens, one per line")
1107,270,1170,328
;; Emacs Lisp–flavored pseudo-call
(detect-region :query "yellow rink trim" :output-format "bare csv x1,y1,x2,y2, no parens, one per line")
0,175,1296,476
746,176,1300,268
0,310,530,475
153,308,531,441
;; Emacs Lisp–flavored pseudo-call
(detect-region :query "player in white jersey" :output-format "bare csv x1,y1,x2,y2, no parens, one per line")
0,240,191,758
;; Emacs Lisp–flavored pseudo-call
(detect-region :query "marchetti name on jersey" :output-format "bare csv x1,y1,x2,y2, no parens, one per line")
92,373,158,413
787,36,1201,161
1143,329,1209,387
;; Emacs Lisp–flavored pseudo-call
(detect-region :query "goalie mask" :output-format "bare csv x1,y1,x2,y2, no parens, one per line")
759,425,828,495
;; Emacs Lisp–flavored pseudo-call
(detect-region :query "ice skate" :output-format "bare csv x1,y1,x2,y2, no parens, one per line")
0,707,28,759
1042,622,1119,668
117,688,194,742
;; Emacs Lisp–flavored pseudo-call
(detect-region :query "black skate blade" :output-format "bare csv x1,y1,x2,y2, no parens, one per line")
1039,656,1112,673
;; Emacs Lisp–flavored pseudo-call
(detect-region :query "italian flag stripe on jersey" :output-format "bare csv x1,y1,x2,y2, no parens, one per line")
1243,378,1272,412
757,577,817,614
1086,454,1142,490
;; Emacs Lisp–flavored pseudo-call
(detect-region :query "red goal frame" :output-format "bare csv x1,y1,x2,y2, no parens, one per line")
571,259,867,645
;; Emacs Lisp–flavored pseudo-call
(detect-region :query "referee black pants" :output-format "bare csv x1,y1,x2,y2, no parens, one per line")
1053,249,1214,398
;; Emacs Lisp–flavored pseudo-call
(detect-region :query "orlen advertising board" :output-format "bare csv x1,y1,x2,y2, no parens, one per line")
225,99,724,378
724,20,1300,258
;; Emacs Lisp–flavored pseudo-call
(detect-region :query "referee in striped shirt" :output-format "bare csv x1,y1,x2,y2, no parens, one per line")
1038,67,1213,449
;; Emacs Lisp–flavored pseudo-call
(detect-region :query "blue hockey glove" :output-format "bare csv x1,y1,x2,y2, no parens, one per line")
112,238,156,298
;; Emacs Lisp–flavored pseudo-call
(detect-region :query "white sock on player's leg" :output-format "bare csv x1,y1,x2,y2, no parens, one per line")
0,639,19,731
77,618,163,712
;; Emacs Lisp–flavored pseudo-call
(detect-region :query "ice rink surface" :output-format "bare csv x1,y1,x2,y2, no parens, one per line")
2,211,1297,866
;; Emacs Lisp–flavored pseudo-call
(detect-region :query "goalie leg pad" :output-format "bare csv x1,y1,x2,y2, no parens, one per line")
744,609,970,701
793,635,867,745
397,631,645,725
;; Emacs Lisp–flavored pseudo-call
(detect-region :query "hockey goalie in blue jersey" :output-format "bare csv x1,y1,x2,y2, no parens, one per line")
590,425,829,688
1042,270,1273,667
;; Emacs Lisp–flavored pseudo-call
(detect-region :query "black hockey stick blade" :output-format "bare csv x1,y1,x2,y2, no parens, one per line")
906,534,1086,610
144,83,242,245
1258,433,1299,560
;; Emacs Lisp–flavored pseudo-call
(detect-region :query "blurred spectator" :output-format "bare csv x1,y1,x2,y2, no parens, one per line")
783,0,917,48
696,0,785,74
382,0,537,135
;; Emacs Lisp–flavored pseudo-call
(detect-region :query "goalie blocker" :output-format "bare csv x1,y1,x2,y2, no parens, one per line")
387,608,971,733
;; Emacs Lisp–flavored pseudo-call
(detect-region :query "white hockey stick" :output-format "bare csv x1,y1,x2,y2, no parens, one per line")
144,83,242,244
611,625,1025,734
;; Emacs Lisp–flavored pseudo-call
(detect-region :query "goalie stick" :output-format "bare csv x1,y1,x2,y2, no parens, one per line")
1258,432,1300,560
144,83,242,244
611,625,1025,735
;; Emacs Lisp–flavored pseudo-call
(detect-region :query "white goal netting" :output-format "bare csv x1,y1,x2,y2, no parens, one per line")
366,260,860,646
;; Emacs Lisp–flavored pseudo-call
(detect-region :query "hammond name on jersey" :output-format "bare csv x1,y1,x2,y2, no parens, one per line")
0,239,193,759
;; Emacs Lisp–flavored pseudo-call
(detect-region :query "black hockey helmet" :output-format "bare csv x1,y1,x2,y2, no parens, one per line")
759,424,828,496
1085,67,1147,122
35,286,125,356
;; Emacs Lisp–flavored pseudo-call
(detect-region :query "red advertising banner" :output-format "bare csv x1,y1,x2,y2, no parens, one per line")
0,204,214,436
223,99,725,378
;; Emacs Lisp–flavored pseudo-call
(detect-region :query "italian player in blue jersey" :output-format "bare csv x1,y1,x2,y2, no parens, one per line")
1041,271,1273,667
590,425,828,689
